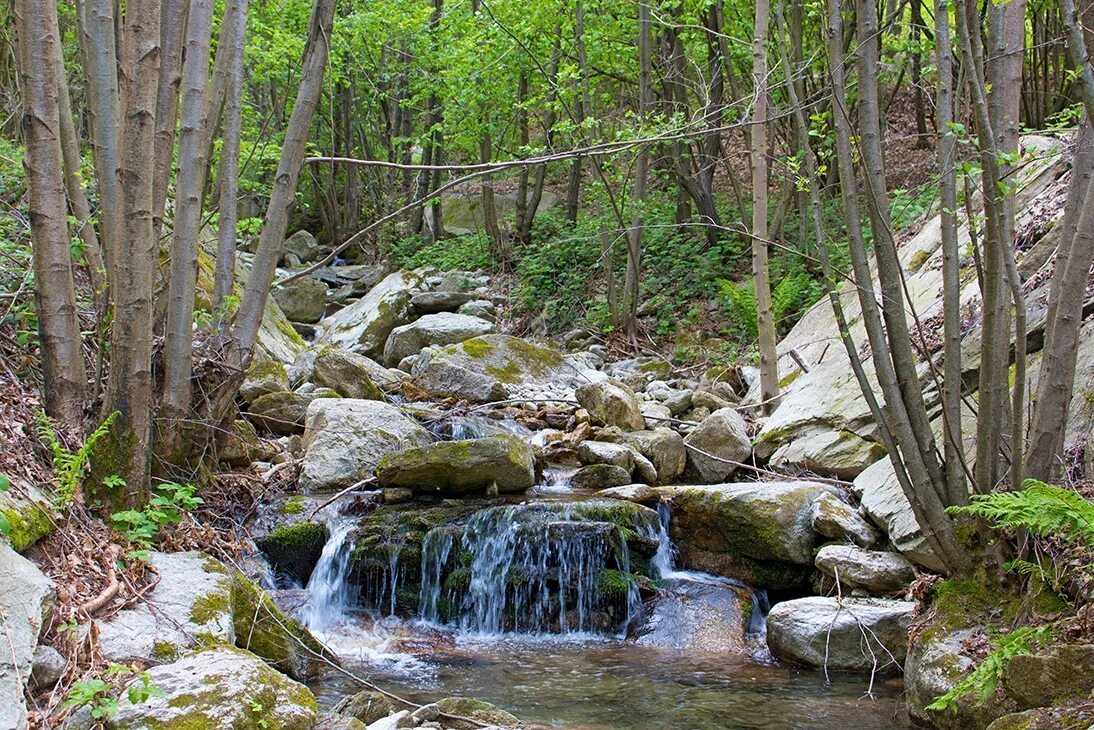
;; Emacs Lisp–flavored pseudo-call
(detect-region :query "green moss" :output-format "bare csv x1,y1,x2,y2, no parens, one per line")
461,337,494,358
778,368,803,389
230,572,331,681
909,249,931,272
255,523,327,583
444,567,472,592
152,640,180,662
0,500,54,552
190,591,232,626
246,359,288,383
597,569,634,599
276,496,306,515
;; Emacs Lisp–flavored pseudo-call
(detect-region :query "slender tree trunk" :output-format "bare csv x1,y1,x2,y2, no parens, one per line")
751,0,779,413
567,0,590,224
202,0,247,171
480,130,505,265
150,0,189,240
102,0,162,500
622,0,651,348
17,0,87,429
160,0,215,455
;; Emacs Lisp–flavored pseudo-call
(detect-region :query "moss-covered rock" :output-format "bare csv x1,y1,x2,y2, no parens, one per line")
383,312,496,367
376,435,535,497
412,697,522,730
1001,644,1094,711
240,359,289,404
330,690,396,725
318,271,425,358
598,427,687,485
217,419,272,468
248,390,335,436
255,522,328,585
569,464,632,491
312,347,386,401
273,277,328,324
0,479,55,552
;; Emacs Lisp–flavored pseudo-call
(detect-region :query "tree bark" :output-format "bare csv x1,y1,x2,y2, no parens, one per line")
622,0,651,348
150,0,189,240
16,0,87,428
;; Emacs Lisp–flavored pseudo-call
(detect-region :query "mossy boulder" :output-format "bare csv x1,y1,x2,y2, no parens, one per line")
810,491,881,548
109,646,318,729
654,481,839,589
814,545,916,595
1000,645,1094,711
248,390,337,436
218,419,272,468
376,435,535,497
273,276,328,324
331,690,397,725
569,464,632,491
411,697,522,730
312,347,386,401
240,359,290,404
0,479,55,552
767,427,886,480
382,312,496,367
985,699,1094,730
319,271,425,358
255,522,328,585
575,379,645,431
598,427,686,485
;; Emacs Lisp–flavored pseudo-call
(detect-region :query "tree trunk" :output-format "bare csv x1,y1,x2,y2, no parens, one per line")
151,0,189,240
622,0,651,348
17,0,87,428
751,0,779,413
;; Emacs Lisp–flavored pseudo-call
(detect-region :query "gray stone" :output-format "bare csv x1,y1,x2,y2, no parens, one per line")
766,597,916,672
29,644,65,691
631,451,659,484
377,435,535,497
248,390,335,435
457,300,496,321
332,690,397,725
410,697,521,730
603,357,673,390
810,492,881,548
815,545,916,594
0,543,54,730
312,347,387,400
768,427,886,480
282,229,321,264
596,484,662,506
110,647,317,729
240,359,289,404
383,312,496,367
905,627,1007,730
663,389,694,417
604,427,686,485
569,464,632,490
320,271,426,358
854,457,944,571
683,407,752,483
300,399,433,492
633,579,754,654
411,291,473,314
576,379,646,431
274,277,328,324
576,441,635,472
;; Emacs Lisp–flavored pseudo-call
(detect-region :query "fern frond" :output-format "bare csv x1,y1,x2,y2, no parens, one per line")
947,480,1094,546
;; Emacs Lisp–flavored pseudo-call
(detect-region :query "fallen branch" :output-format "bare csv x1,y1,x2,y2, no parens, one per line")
307,477,377,520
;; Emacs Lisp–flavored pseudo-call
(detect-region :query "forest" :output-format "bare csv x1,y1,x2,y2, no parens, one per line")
1,0,1093,728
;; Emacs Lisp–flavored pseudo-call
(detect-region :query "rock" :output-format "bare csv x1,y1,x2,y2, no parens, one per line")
576,441,635,472
641,402,673,426
317,715,367,730
411,334,581,403
1001,644,1094,710
248,390,335,435
411,291,473,314
364,710,412,730
256,522,328,585
97,551,235,667
596,484,663,506
218,419,270,467
458,300,496,320
282,229,321,264
905,626,1008,729
274,277,328,324
0,478,55,552
699,365,745,402
766,597,915,672
320,271,426,358
377,435,535,497
383,487,414,504
691,389,733,412
240,359,290,403
604,428,686,485
604,357,673,390
767,427,886,480
655,481,839,588
110,646,317,729
300,399,432,492
312,347,387,400
815,545,916,594
570,464,632,490
411,697,521,730
662,389,693,417
810,492,881,548
854,457,943,571
29,644,65,691
0,542,54,730
631,452,659,485
632,579,754,654
576,379,645,431
986,703,1094,730
333,690,397,725
682,407,752,483
383,312,496,367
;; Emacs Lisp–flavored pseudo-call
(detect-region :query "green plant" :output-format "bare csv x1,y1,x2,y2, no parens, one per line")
0,474,10,538
948,480,1094,546
64,665,163,719
36,411,119,510
111,482,203,562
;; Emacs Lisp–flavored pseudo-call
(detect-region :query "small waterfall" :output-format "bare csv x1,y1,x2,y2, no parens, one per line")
303,516,357,633
419,529,455,622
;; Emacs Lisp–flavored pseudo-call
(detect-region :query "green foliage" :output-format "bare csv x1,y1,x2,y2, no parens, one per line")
389,232,496,272
717,268,822,338
925,625,1055,713
111,482,203,562
0,474,10,538
948,480,1094,546
64,664,163,719
890,184,939,230
36,411,119,511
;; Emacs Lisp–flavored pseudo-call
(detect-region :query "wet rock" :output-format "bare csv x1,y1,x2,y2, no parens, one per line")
570,464,632,490
248,389,337,435
383,487,414,504
255,522,328,585
312,347,388,400
411,291,473,314
383,312,496,367
240,358,289,403
320,271,426,358
810,492,881,548
766,597,915,672
411,697,522,730
655,481,838,589
815,545,916,594
300,399,432,492
576,441,635,472
282,229,321,264
110,646,317,729
905,626,1010,729
1001,644,1094,710
631,451,659,484
377,435,535,497
332,690,397,725
0,542,54,730
576,380,646,431
596,484,662,506
632,579,754,654
682,407,752,483
274,277,328,324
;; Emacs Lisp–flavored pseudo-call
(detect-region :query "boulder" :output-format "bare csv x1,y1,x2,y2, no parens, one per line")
240,359,289,404
810,492,881,548
282,229,321,264
576,441,635,472
569,464,632,490
274,277,328,324
854,457,944,571
410,291,473,314
655,481,838,588
596,484,662,507
632,579,754,654
576,379,645,431
377,435,535,497
682,407,752,482
1001,644,1094,710
0,543,54,730
0,478,55,552
603,357,673,390
248,389,337,435
766,597,915,672
110,646,317,729
332,690,397,725
97,551,235,666
411,334,581,403
319,271,426,358
255,522,328,585
767,427,886,480
609,428,687,485
815,545,916,594
29,644,65,691
905,626,1009,729
300,399,433,492
217,419,271,467
312,347,387,400
662,389,693,417
383,312,496,367
411,697,521,730
458,300,496,321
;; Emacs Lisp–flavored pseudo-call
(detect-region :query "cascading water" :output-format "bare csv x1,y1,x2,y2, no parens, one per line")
303,515,357,633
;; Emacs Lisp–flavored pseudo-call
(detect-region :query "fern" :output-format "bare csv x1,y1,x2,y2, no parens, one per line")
947,480,1094,546
717,278,758,337
36,411,120,510
925,625,1055,713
